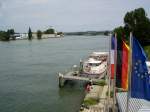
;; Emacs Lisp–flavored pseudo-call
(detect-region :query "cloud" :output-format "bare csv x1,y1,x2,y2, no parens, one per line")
0,0,4,8
28,0,48,4
0,0,150,32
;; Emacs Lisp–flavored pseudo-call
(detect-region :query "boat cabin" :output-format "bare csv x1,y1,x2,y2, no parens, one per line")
82,52,108,78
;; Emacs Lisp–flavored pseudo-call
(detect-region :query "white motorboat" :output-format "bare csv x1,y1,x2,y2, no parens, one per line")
82,52,108,78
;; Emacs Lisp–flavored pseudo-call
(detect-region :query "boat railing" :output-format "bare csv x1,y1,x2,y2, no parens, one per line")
60,65,80,76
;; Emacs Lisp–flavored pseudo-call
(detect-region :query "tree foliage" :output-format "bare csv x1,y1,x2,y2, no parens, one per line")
0,29,15,41
7,29,15,35
57,32,63,35
104,31,109,36
7,29,15,40
144,46,150,60
0,31,9,41
44,28,55,34
124,8,150,41
37,30,42,39
28,27,32,40
113,8,150,45
114,26,125,38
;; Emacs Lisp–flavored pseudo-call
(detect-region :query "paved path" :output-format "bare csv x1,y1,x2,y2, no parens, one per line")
85,85,103,100
80,85,106,112
80,85,109,112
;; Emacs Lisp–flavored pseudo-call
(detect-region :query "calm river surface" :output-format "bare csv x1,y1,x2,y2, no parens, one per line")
0,35,109,112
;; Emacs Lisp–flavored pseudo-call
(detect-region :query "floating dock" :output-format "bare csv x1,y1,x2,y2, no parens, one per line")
58,70,107,87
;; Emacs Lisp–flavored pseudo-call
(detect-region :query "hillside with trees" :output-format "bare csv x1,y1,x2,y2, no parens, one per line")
65,31,111,36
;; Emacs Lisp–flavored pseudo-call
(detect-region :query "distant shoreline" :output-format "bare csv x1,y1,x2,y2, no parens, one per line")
64,31,112,36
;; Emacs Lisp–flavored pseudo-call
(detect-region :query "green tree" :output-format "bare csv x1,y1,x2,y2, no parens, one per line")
113,8,150,45
144,46,150,60
57,32,63,35
0,30,12,41
113,26,126,39
104,31,109,36
7,29,15,40
44,28,55,34
0,29,15,41
6,29,15,36
37,30,42,39
28,27,32,40
0,31,8,41
124,8,150,42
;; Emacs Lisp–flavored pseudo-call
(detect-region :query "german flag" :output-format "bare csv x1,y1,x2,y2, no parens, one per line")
121,41,129,90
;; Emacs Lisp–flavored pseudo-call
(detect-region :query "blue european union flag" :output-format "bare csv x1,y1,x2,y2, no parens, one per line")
131,37,150,101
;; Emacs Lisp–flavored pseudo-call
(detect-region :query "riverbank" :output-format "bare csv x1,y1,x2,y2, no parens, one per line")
79,80,111,112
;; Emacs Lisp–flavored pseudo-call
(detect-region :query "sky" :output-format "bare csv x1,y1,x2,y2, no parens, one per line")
0,0,150,33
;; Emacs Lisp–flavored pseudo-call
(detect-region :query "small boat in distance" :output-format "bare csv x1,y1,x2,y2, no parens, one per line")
82,52,108,79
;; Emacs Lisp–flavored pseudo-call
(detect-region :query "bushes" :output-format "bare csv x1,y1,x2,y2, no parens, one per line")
94,80,106,86
83,98,98,106
144,46,150,60
106,91,114,98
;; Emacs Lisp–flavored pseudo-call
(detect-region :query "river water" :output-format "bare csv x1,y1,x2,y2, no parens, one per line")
0,35,109,112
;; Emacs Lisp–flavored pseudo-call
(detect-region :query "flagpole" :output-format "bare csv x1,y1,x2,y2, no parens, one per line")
126,32,133,112
113,33,117,112
108,35,111,100
107,33,111,110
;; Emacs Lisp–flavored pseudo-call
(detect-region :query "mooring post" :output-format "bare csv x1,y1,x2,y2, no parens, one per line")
58,73,65,88
79,59,83,74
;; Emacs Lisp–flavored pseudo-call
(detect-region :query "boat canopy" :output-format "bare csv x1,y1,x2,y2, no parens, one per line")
86,58,101,64
90,52,108,57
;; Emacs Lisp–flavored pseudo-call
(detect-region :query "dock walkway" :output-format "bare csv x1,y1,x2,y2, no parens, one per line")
58,71,107,87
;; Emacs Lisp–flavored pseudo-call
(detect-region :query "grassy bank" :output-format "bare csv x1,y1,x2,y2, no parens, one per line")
144,46,150,60
83,98,98,106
